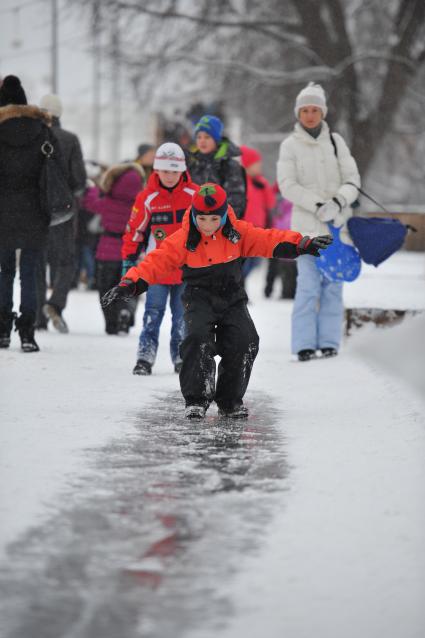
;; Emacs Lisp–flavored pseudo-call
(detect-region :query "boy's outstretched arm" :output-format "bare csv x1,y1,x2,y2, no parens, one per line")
239,221,332,259
101,230,186,308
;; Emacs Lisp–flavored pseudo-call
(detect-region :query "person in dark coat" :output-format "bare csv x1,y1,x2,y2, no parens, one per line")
186,114,246,218
82,162,145,334
0,76,51,352
35,93,86,333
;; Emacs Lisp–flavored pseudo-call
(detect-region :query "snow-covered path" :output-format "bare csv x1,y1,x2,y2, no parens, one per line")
0,253,424,638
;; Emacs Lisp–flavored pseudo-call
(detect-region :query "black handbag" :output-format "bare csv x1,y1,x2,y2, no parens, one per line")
39,128,74,227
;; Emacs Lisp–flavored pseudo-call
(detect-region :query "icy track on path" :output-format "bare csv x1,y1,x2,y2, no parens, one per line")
0,391,287,638
0,253,424,637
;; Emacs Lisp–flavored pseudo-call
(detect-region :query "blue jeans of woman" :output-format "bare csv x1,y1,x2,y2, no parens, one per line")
291,255,343,354
0,248,41,316
137,283,185,366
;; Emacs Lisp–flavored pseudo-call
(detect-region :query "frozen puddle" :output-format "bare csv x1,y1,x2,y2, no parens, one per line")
0,391,288,638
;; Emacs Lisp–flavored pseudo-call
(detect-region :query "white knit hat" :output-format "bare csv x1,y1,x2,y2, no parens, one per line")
153,142,187,172
294,82,327,119
40,93,63,118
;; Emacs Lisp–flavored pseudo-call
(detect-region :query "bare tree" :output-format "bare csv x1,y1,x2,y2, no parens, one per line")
75,0,425,183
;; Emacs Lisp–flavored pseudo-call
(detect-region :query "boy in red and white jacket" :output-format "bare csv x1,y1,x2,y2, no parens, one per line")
122,142,199,375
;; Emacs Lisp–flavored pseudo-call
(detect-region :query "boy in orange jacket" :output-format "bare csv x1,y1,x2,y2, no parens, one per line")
103,184,332,419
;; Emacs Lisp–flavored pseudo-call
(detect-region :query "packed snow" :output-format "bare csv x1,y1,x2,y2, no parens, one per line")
0,251,424,638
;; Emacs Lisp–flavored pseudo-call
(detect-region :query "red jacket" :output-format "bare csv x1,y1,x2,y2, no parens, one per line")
243,174,276,228
122,171,199,285
124,206,303,286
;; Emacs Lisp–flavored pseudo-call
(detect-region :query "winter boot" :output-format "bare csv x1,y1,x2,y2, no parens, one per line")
321,347,338,358
218,404,249,419
15,313,40,353
0,310,16,349
133,359,152,376
117,308,132,334
105,321,119,335
298,349,316,362
43,303,69,334
35,318,48,331
184,405,206,420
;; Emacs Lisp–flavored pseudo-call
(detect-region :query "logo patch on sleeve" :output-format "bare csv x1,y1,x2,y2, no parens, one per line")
153,228,167,241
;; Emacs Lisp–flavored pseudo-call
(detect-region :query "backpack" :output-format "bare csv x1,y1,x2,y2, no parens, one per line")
331,132,415,266
39,127,74,226
347,217,410,267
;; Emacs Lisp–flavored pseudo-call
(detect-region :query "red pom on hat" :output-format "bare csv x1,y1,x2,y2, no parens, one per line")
192,183,228,217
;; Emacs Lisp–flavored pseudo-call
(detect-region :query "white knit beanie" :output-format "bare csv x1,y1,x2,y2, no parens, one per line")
153,142,187,172
294,82,328,119
40,94,63,118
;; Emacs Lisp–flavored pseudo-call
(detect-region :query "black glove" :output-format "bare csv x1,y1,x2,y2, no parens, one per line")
297,234,333,257
101,279,137,308
101,278,149,307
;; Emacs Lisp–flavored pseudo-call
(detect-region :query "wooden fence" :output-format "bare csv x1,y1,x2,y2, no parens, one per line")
360,211,425,251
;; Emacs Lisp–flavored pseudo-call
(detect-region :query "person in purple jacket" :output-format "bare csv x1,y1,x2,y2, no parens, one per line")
82,162,145,334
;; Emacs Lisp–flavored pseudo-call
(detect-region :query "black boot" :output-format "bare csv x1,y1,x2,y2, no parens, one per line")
117,308,132,334
43,303,69,334
217,403,249,419
15,313,40,353
0,310,16,349
298,349,316,362
321,347,338,358
133,359,152,376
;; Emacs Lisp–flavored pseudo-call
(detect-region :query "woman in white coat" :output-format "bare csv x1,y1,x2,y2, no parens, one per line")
277,83,360,361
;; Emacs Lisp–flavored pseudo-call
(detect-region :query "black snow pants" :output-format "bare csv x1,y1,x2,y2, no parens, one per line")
179,286,259,410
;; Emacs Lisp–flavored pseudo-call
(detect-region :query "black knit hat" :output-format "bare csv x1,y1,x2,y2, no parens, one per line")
0,75,28,106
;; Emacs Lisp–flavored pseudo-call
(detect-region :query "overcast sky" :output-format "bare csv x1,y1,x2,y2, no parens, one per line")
0,0,150,163
0,0,94,107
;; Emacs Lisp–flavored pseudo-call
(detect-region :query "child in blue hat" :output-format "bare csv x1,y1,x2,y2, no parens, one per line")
187,114,247,219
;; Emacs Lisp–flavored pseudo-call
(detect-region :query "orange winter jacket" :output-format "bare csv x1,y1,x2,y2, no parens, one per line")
124,206,303,287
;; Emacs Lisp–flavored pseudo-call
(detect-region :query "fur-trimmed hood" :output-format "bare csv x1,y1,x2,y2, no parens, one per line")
0,105,51,148
0,104,52,125
100,162,145,194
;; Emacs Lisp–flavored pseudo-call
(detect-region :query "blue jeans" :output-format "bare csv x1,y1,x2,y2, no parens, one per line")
0,248,41,315
291,255,343,354
137,283,185,366
80,245,96,283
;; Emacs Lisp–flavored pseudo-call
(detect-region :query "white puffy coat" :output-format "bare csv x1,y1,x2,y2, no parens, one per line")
277,121,360,243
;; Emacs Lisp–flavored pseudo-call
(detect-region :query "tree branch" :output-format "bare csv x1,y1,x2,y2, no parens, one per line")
114,2,326,63
122,49,417,87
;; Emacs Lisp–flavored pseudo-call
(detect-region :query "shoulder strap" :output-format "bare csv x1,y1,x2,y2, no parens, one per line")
345,181,389,214
330,132,338,157
40,124,54,157
331,133,407,218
